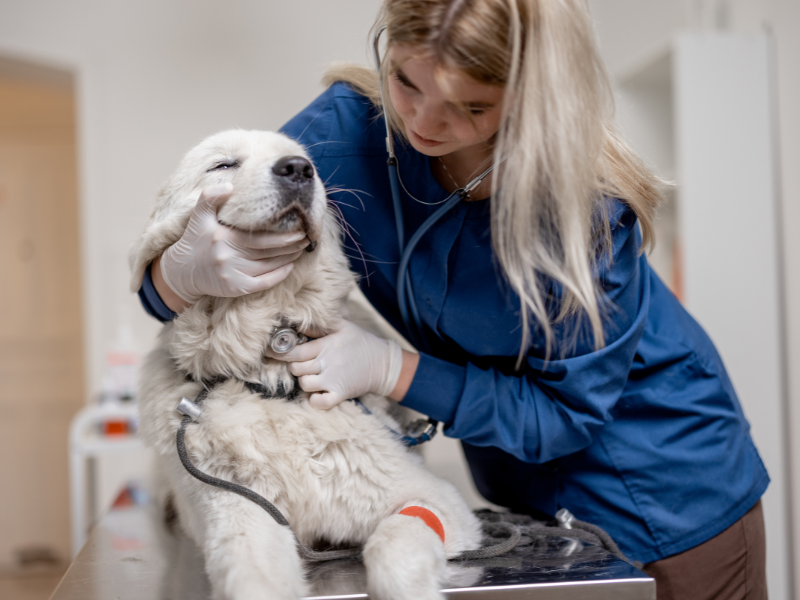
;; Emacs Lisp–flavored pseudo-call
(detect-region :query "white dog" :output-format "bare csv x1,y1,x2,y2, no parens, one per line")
130,130,483,600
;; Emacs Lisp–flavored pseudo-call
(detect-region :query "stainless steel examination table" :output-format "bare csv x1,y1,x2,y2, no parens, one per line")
51,499,655,599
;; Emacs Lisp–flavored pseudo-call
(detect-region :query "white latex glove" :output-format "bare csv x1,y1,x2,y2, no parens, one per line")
160,183,309,303
266,320,404,409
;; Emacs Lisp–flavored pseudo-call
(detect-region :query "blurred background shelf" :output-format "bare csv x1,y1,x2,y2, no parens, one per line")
68,401,153,558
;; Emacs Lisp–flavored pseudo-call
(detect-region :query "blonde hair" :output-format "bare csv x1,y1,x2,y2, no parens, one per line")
325,0,662,362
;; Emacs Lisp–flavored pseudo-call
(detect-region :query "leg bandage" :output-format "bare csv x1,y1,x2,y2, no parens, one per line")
399,506,445,543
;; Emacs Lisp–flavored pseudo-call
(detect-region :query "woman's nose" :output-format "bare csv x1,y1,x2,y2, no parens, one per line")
411,100,445,137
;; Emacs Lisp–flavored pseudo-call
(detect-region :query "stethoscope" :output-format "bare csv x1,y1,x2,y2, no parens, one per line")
372,26,501,351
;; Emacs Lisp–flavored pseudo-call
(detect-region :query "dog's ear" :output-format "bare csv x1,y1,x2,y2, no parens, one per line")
129,179,201,292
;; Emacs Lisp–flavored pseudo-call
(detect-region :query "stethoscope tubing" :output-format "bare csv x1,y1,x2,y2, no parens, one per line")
374,25,498,352
388,158,427,350
387,160,404,257
395,190,465,350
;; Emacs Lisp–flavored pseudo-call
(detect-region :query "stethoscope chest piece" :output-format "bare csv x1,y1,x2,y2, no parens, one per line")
270,328,307,354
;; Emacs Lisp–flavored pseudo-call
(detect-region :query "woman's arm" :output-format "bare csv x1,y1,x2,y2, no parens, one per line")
401,279,647,464
389,350,420,401
151,254,192,313
400,205,650,464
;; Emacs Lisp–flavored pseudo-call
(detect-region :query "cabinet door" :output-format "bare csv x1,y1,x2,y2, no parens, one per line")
0,80,83,569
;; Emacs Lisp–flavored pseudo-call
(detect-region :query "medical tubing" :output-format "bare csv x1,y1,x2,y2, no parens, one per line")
457,514,642,567
388,159,404,254
395,191,464,349
459,525,632,564
177,414,361,562
404,272,425,350
174,380,638,565
387,159,427,350
388,159,425,350
177,415,289,527
176,413,523,562
455,522,521,560
571,518,641,568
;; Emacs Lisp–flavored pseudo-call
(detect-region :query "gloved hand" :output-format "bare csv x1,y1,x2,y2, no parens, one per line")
160,183,309,303
266,320,404,409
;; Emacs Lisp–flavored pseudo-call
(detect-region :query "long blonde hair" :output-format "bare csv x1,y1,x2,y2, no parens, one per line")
325,0,662,362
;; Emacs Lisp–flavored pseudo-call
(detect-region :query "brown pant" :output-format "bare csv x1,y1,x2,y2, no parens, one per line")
643,500,767,600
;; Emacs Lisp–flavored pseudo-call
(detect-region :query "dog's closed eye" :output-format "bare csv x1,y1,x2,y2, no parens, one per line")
207,159,240,172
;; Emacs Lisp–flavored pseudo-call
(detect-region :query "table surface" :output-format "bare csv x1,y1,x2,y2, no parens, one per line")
51,501,655,599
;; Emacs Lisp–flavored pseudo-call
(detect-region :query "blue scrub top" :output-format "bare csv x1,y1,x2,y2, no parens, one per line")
140,82,768,563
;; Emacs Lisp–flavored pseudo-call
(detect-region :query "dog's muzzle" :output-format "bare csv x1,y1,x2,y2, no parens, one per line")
272,155,314,184
270,155,318,247
273,156,315,207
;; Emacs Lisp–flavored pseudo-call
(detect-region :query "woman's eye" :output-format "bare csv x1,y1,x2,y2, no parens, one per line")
393,72,414,89
207,160,240,172
469,109,486,116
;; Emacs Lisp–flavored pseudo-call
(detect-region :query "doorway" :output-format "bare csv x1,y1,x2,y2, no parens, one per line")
0,54,84,599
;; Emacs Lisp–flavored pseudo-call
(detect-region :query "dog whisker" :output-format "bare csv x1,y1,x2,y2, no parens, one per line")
340,243,393,262
342,253,398,265
305,140,349,150
327,186,369,212
329,202,369,286
327,199,361,211
333,214,359,238
322,164,341,186
296,107,326,140
327,206,361,239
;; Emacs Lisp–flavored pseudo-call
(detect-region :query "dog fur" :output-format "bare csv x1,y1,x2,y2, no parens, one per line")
130,130,482,600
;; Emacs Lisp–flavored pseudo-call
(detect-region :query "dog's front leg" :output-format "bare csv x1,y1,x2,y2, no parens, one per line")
363,503,449,600
198,490,307,600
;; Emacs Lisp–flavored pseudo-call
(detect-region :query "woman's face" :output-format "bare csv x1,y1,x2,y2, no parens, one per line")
387,44,505,159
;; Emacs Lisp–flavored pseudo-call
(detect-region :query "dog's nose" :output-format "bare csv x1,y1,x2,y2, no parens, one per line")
272,156,314,184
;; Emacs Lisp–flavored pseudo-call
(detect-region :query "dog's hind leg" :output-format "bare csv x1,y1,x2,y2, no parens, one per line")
196,490,307,600
363,503,449,600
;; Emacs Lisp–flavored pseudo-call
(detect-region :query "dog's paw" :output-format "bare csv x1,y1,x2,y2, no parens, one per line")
210,560,309,600
205,514,308,600
211,570,308,600
363,514,447,600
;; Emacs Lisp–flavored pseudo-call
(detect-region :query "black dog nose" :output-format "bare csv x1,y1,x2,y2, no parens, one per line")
272,156,314,184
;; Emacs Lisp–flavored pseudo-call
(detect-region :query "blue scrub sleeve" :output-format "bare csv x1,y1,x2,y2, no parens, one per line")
401,210,650,465
138,262,178,323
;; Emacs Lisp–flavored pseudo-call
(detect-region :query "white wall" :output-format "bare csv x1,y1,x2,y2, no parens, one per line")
590,0,800,597
675,34,788,597
0,0,380,400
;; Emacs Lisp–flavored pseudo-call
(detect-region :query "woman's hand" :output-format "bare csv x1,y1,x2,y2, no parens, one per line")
266,320,406,409
158,183,309,306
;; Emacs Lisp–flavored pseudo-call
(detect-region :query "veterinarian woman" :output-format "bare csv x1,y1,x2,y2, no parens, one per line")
139,0,768,597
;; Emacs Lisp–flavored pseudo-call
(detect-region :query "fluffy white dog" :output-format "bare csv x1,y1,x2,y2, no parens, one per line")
130,130,482,600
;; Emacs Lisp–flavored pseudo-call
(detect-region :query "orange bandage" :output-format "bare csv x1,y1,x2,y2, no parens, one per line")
399,506,445,543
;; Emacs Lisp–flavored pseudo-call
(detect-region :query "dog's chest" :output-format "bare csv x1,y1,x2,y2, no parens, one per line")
187,392,411,514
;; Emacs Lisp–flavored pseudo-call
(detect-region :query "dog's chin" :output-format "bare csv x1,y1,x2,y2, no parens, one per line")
219,207,318,244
